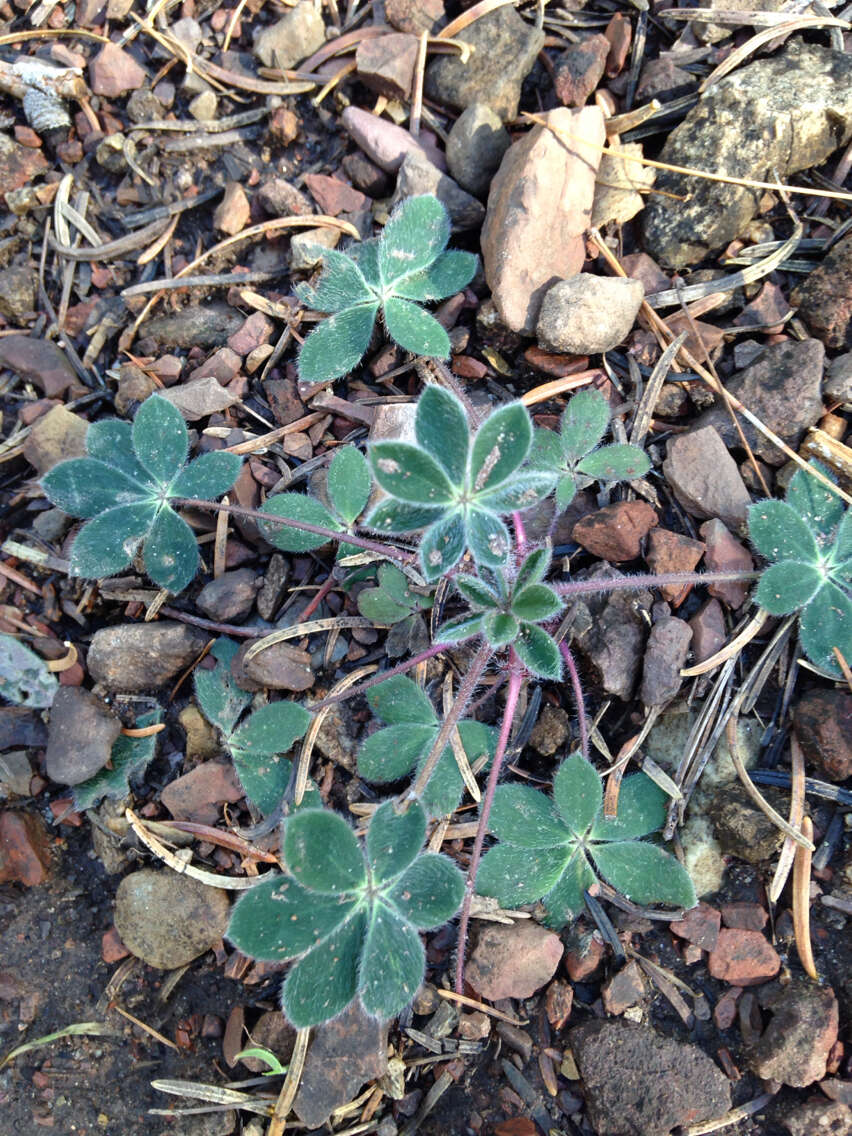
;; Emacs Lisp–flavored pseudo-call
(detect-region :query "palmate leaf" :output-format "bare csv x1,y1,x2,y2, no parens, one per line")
294,247,375,312
86,420,157,487
469,402,532,494
384,298,450,358
488,784,568,848
297,303,379,384
282,913,365,1028
327,445,371,526
195,637,252,736
515,551,550,595
476,472,556,514
386,853,465,927
365,499,443,534
284,810,366,894
785,461,844,541
552,752,603,836
799,581,852,675
756,560,823,615
467,508,511,567
359,724,437,783
511,583,562,622
228,875,359,961
590,772,667,841
42,457,150,517
380,195,450,286
132,395,188,483
68,502,156,579
483,611,518,646
420,510,466,581
476,844,569,907
366,799,426,884
434,612,485,644
393,250,477,302
540,852,597,927
577,444,650,483
367,674,435,725
748,499,819,563
455,573,500,610
359,904,424,1020
170,450,243,499
230,701,311,815
515,623,562,681
370,442,455,505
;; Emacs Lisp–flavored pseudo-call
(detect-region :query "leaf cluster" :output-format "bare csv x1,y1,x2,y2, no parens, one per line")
356,675,496,818
296,196,477,385
477,753,696,927
438,550,563,679
748,462,851,676
356,563,432,626
227,800,464,1026
41,396,242,594
530,389,650,512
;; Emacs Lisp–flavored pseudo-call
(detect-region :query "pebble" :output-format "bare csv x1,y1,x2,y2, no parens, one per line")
253,0,326,69
356,33,419,100
424,6,544,121
826,351,852,407
88,43,147,97
568,1019,731,1136
188,90,217,121
257,177,314,217
391,151,485,230
481,106,605,334
572,501,658,562
713,986,742,1030
0,334,76,397
178,704,221,762
529,703,570,757
385,0,445,34
749,978,838,1086
537,274,644,355
45,687,122,786
670,901,721,951
545,979,574,1030
140,304,244,348
196,568,258,623
637,56,695,103
159,376,238,420
445,103,510,198
0,811,51,886
663,427,751,531
640,617,693,706
645,528,705,602
161,761,244,826
0,747,35,796
693,338,824,465
240,1011,295,1072
698,520,753,608
592,143,656,228
601,960,646,1015
268,106,300,148
467,922,563,1000
228,312,274,358
793,231,852,350
563,923,606,981
793,689,852,782
188,347,241,385
293,1002,387,1128
783,1100,852,1136
706,928,780,986
341,152,391,197
574,572,652,700
0,264,36,321
712,783,785,864
213,182,250,236
115,363,156,415
23,404,88,474
231,640,314,692
114,869,230,970
553,35,609,107
687,600,726,665
303,173,370,216
87,622,209,692
341,105,445,173
720,902,767,931
290,227,340,271
643,43,852,268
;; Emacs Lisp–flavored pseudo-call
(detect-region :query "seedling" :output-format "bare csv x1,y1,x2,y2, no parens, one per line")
234,1048,288,1076
227,799,464,1026
0,634,57,707
530,388,650,511
74,710,162,810
41,395,242,594
437,550,564,679
356,563,432,626
748,461,851,676
367,385,554,580
296,195,477,384
357,674,496,817
195,639,311,816
476,752,696,927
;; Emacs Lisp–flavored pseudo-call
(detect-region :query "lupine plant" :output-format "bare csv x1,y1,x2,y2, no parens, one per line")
295,195,477,384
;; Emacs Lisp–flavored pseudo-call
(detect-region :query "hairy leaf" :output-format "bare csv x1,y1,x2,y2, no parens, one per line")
195,637,252,736
540,851,596,927
393,249,477,302
556,474,578,513
228,875,358,960
143,505,199,593
476,844,569,907
380,195,450,285
467,508,510,567
455,574,500,611
748,499,819,563
592,841,696,909
799,581,852,675
367,674,436,726
133,395,188,484
577,444,650,483
358,723,436,783
483,611,519,647
488,784,568,848
42,457,150,518
370,442,455,506
415,386,469,486
298,302,379,384
511,583,562,622
68,503,156,580
260,493,341,552
281,913,365,1027
387,853,465,927
785,461,844,541
515,622,562,680
170,450,242,501
435,612,485,644
590,772,667,841
552,753,604,837
74,710,162,810
284,810,366,894
420,509,466,581
295,247,375,312
470,403,532,494
514,548,550,593
365,499,444,534
476,471,556,514
366,800,426,883
755,560,823,615
560,389,609,463
359,903,425,1019
384,297,450,358
85,420,157,487
327,445,371,525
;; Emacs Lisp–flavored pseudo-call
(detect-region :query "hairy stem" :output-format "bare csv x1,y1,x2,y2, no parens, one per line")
404,640,492,804
307,641,449,711
559,640,588,761
554,569,760,598
512,511,527,558
173,497,416,565
455,656,523,994
298,571,338,623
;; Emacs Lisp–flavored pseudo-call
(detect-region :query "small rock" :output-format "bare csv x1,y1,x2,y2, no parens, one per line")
670,902,721,951
573,569,652,700
537,274,644,355
253,0,326,69
637,56,696,103
45,687,122,786
573,501,658,562
467,922,564,1000
342,105,445,173
160,376,238,420
23,405,87,475
232,640,314,692
391,151,485,230
188,346,241,385
601,960,646,1015
341,152,391,197
257,177,313,217
188,90,217,120
712,782,785,864
782,1100,852,1136
87,622,209,692
228,312,274,358
698,520,753,608
693,339,824,465
268,106,300,147
689,599,727,664
640,617,692,706
0,811,51,885
0,708,45,751
290,227,340,271
529,703,570,756
563,923,606,981
663,427,751,531
179,704,221,762
0,334,76,397
102,925,130,963
89,42,147,97
196,569,258,623
734,281,791,332
713,986,742,1030
793,689,852,782
140,304,244,349
553,35,609,107
385,0,445,34
213,182,250,236
458,1010,491,1040
445,102,511,198
545,979,574,1030
424,6,544,121
494,1121,536,1136
604,12,631,75
293,1001,387,1128
720,902,767,931
0,264,36,321
303,173,370,216
749,978,838,1086
114,869,230,969
568,1018,731,1136
0,135,47,206
115,363,157,415
706,928,780,986
795,234,852,349
356,33,419,100
826,352,852,407
162,761,244,826
645,528,706,602
482,107,605,334
591,143,656,228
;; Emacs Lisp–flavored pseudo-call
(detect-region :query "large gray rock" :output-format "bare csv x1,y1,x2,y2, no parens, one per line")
45,687,122,786
87,622,209,691
537,274,643,354
446,102,510,198
114,869,229,969
643,43,852,268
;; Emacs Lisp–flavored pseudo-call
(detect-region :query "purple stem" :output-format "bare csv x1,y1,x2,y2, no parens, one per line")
306,641,448,711
454,653,523,995
559,640,588,761
554,569,760,598
512,511,527,558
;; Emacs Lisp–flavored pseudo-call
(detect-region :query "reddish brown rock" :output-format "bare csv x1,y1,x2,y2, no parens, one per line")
161,761,244,826
467,922,563,1001
553,35,609,107
89,42,147,97
0,135,48,205
793,689,852,782
602,960,646,1015
0,335,76,397
268,106,300,147
257,177,313,217
713,986,742,1030
645,528,705,602
573,500,658,562
749,978,838,1087
228,312,274,357
523,347,591,377
707,928,780,986
689,598,727,664
303,173,371,216
385,0,445,34
720,902,768,931
213,181,250,236
604,13,632,76
545,979,574,1030
0,811,51,886
102,925,130,963
356,33,419,100
792,232,852,349
564,924,605,981
699,519,753,608
621,251,669,295
670,902,720,951
342,105,445,173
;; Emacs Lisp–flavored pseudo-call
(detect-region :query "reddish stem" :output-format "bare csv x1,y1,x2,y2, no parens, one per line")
298,571,338,623
454,654,523,994
559,640,588,761
306,641,448,711
512,511,527,558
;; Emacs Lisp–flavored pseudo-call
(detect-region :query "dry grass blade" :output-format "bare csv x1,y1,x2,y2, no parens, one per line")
125,808,263,888
793,814,818,979
45,641,77,672
520,370,606,406
152,1079,273,1117
244,617,379,664
267,1026,310,1136
110,1004,179,1050
294,664,377,805
699,17,851,92
443,671,481,803
437,989,527,1025
439,0,516,39
409,31,428,138
681,610,768,676
683,1093,775,1135
137,214,178,266
769,735,806,903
